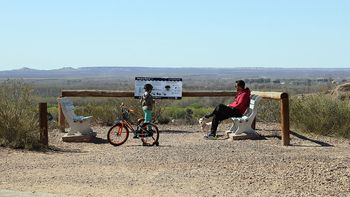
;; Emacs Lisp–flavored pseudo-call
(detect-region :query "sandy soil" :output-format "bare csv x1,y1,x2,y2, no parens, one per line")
1,123,350,197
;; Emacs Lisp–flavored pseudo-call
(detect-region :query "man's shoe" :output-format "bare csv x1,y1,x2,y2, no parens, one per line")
133,135,139,139
204,133,217,140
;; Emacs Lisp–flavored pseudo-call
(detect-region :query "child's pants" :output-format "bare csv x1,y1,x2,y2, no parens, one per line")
143,109,152,130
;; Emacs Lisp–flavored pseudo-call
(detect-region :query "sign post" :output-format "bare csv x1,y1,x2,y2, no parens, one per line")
134,77,183,99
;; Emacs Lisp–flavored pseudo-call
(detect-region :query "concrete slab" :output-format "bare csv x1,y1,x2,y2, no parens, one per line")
228,132,261,141
62,132,97,142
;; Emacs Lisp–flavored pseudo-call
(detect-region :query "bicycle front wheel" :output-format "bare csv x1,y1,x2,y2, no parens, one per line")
107,123,129,146
140,123,159,146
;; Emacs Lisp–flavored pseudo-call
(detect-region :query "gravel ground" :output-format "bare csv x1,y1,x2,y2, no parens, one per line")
1,122,350,197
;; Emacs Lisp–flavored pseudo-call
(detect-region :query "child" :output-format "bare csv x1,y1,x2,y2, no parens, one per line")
141,83,154,128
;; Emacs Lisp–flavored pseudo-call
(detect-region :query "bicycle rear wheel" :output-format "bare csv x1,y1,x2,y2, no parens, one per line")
140,123,159,146
107,123,129,146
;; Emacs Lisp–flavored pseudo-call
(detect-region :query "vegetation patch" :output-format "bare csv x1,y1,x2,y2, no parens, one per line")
290,94,350,138
1,77,350,150
0,80,41,149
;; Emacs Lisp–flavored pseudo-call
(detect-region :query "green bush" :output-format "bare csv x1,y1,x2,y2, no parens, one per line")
75,98,143,126
46,104,58,129
290,94,350,138
78,103,117,126
160,105,212,124
157,114,171,124
0,80,41,149
73,102,213,125
257,99,281,123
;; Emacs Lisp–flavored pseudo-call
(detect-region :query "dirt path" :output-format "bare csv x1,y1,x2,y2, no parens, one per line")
1,123,350,196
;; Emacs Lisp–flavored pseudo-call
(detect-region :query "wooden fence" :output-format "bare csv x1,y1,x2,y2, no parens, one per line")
39,102,48,146
58,90,290,146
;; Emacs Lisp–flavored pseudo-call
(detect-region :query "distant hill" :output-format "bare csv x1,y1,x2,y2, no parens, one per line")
0,66,350,79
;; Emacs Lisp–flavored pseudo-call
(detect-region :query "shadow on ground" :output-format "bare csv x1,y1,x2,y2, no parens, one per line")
91,137,108,144
257,128,333,147
38,146,86,154
160,129,194,134
255,128,278,140
290,130,333,147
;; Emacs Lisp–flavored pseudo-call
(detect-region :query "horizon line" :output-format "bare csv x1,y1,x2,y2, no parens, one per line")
1,65,350,72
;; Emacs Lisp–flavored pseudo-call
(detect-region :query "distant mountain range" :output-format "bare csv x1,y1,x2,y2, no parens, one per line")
0,66,350,79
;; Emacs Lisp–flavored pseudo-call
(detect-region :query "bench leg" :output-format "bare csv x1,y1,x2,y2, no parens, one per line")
225,121,237,136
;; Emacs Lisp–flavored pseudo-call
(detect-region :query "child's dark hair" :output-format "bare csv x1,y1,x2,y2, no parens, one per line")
144,83,153,91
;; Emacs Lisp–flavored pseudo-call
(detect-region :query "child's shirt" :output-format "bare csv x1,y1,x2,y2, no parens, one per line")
141,92,154,110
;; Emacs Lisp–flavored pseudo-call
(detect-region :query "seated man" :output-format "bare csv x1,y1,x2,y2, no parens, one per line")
204,80,251,139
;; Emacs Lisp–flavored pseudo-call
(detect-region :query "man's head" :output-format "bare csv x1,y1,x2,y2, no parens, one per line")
235,80,245,90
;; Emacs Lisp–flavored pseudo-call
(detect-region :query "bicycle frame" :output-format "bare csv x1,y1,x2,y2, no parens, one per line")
119,119,136,133
107,103,160,146
117,105,141,133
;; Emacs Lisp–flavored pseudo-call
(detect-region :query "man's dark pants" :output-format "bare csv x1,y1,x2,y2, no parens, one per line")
210,104,242,135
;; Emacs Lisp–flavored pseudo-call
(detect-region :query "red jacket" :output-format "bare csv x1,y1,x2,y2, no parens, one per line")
228,88,251,115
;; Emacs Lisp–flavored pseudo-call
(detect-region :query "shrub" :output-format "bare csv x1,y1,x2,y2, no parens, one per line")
257,99,281,123
0,80,41,149
160,105,212,124
47,104,58,129
75,98,143,126
77,103,117,126
157,114,171,124
290,94,350,138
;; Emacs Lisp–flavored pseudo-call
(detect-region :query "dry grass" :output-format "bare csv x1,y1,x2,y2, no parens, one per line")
290,94,350,138
0,80,40,148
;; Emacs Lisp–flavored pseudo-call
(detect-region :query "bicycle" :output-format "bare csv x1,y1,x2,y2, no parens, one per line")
107,103,160,146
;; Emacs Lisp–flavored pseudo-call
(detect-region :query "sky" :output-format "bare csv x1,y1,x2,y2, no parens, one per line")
0,0,350,71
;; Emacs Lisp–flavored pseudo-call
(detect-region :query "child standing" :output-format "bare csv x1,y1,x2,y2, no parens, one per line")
141,83,154,127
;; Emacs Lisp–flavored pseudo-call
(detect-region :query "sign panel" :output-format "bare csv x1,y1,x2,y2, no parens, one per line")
134,77,182,99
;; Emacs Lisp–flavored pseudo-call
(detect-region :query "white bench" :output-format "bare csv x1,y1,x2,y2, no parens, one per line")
57,97,93,136
226,94,262,137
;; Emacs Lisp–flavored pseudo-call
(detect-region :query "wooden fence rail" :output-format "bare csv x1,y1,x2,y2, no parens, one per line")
59,90,290,146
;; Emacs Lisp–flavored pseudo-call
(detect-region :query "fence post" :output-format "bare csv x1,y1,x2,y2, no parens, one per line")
58,97,65,132
39,102,48,146
280,93,290,146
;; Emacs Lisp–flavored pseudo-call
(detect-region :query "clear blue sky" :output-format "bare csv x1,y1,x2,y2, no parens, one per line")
1,0,349,71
